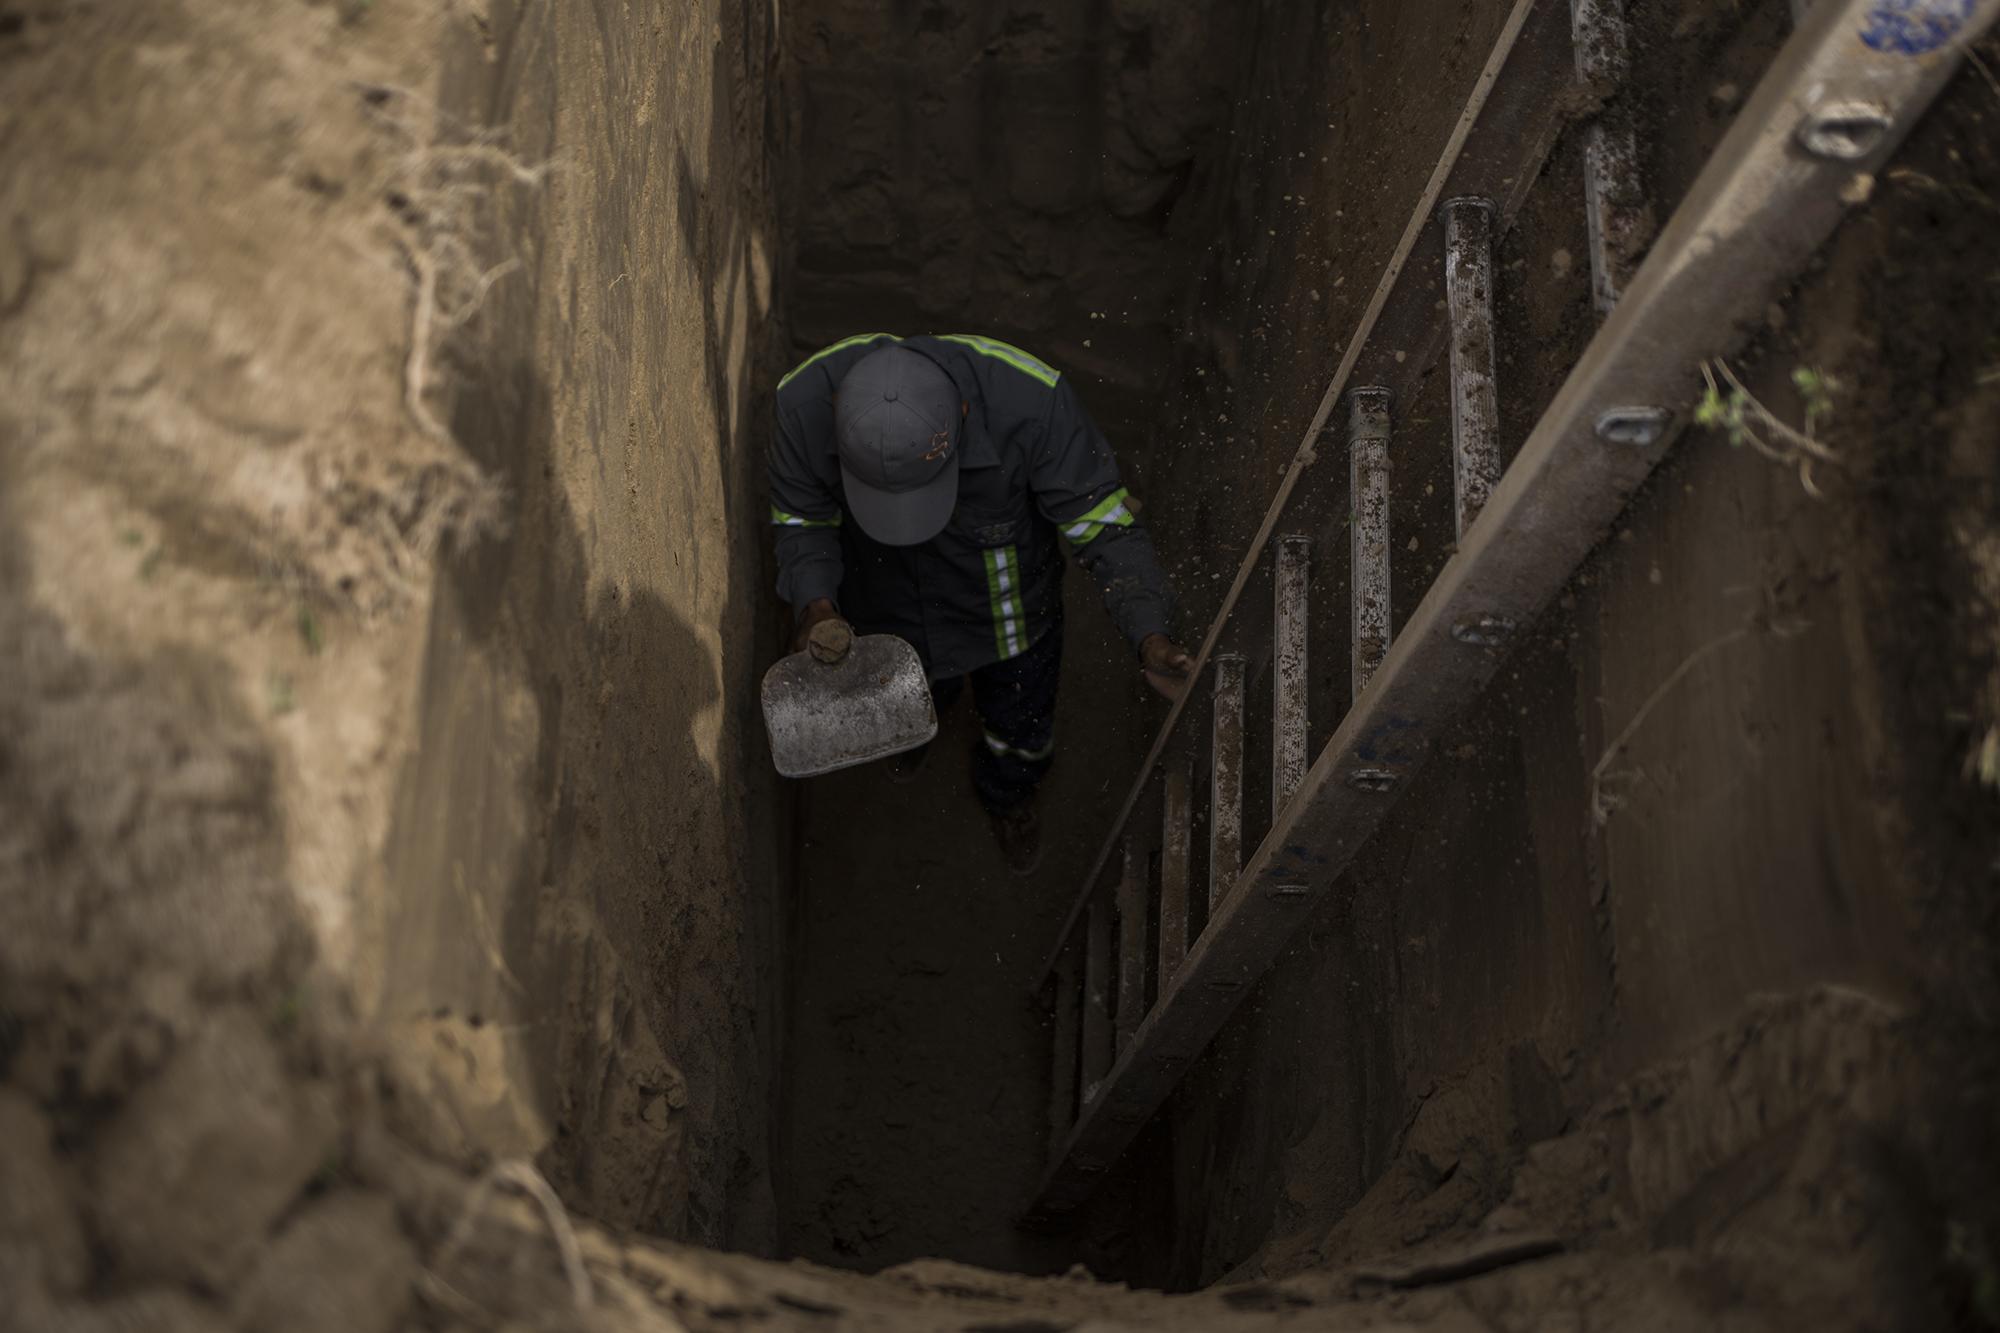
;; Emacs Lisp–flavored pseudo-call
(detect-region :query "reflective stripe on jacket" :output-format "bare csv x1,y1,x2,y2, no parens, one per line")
769,333,1175,680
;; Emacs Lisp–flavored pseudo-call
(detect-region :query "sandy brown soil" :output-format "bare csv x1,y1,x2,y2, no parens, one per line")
374,0,790,1249
1,1,497,1325
0,0,788,1323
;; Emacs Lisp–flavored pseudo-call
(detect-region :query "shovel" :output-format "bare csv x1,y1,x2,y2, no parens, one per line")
760,620,937,778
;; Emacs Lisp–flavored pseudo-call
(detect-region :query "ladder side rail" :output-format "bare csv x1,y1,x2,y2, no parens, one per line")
1034,0,1572,989
1028,0,2000,1215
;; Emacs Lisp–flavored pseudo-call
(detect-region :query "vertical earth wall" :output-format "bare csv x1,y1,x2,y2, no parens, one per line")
1144,0,2000,1288
376,0,793,1250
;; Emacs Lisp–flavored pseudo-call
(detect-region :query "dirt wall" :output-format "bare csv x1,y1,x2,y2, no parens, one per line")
0,1,791,1324
1145,0,2000,1302
373,0,792,1248
785,0,1237,445
1,1,509,1324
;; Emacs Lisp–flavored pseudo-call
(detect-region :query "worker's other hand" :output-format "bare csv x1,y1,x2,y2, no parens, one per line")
792,598,848,655
1139,633,1194,701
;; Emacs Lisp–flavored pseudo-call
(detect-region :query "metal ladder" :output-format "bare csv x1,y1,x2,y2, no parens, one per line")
1030,0,1998,1221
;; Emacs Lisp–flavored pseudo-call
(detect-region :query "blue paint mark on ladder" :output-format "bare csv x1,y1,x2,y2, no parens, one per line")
1355,714,1421,763
1859,0,1973,55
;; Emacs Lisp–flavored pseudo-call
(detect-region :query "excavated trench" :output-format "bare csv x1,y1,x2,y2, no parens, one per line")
773,0,1238,1281
5,0,2000,1329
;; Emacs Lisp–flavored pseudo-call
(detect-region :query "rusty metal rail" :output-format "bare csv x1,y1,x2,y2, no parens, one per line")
1030,0,1999,1218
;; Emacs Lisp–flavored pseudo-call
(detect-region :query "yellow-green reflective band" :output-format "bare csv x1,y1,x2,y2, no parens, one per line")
982,545,1026,659
770,505,841,528
777,333,901,390
983,729,1054,762
938,334,1060,388
1062,487,1136,546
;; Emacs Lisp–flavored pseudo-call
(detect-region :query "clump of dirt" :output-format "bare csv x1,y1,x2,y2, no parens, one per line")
1216,988,1945,1328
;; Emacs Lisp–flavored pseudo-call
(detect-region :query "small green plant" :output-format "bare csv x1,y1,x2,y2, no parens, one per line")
1694,379,1743,432
1947,1220,2000,1327
1695,358,1842,498
1791,365,1838,435
1966,725,2000,793
272,985,306,1033
267,671,297,717
296,601,324,656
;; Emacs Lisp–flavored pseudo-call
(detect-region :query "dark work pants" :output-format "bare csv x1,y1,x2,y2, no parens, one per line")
931,616,1062,814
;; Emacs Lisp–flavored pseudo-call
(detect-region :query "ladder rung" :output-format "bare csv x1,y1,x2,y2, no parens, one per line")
1158,762,1192,987
1047,935,1083,1151
1569,0,1630,85
1582,125,1647,319
1572,0,1650,319
1347,388,1394,696
1208,653,1246,908
1114,840,1148,1053
1080,894,1113,1103
1272,535,1311,820
1443,197,1502,541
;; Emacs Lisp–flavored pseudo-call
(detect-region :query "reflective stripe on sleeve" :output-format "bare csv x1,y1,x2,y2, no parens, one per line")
938,334,1060,388
771,505,841,528
1061,487,1136,546
776,333,901,390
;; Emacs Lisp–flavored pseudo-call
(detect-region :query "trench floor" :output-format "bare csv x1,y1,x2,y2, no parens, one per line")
779,578,1166,1275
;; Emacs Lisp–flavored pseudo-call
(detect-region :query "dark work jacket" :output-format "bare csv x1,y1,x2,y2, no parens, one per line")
769,333,1174,680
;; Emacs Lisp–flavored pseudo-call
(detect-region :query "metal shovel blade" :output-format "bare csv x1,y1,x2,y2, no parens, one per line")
760,632,937,778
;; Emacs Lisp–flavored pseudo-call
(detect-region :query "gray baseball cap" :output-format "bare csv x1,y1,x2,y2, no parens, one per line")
834,345,961,546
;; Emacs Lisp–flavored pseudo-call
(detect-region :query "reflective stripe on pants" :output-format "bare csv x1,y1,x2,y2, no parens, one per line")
931,608,1062,813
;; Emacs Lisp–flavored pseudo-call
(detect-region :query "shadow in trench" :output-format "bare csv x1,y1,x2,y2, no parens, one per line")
370,0,790,1252
377,355,759,1243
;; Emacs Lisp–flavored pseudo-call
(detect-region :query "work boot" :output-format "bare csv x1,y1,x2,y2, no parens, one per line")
885,740,932,785
985,799,1043,877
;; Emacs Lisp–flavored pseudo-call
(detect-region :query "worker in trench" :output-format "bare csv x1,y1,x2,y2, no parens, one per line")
769,334,1192,875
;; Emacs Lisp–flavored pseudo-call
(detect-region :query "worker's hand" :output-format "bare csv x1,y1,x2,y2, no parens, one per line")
792,598,848,655
1139,633,1193,701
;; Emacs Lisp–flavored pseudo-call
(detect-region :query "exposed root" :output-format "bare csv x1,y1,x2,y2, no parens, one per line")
404,244,447,441
1592,626,1751,824
1592,585,1813,824
432,1159,595,1311
1698,359,1843,499
445,256,521,332
1967,45,2000,101
453,861,527,998
361,84,554,447
405,143,555,188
